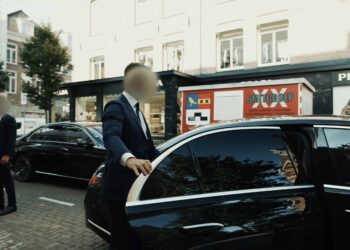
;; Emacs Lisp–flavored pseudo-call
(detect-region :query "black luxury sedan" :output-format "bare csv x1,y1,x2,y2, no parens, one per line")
85,116,350,250
13,122,106,181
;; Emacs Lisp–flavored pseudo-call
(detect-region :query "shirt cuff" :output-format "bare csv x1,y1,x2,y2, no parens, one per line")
120,152,135,167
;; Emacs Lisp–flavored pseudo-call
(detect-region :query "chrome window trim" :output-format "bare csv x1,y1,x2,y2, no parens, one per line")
27,124,99,147
324,184,350,191
127,126,280,202
126,185,315,207
314,125,350,130
183,223,224,230
35,171,90,181
87,219,111,236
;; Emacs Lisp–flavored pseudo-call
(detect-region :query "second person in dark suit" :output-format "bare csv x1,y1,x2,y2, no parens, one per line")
0,93,17,216
102,63,160,250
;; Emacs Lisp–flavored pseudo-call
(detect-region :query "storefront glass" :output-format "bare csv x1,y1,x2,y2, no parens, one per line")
140,92,165,136
333,86,350,115
75,96,97,122
103,94,119,107
53,97,70,122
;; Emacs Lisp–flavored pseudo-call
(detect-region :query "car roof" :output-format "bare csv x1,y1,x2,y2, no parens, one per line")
44,121,102,128
158,115,350,151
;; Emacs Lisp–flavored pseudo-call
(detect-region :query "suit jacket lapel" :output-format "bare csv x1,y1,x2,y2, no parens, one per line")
119,95,148,140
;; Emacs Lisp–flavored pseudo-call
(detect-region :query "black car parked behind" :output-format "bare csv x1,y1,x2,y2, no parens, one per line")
13,122,106,181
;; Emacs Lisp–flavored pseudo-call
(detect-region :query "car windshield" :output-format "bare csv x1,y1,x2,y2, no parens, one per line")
88,127,104,145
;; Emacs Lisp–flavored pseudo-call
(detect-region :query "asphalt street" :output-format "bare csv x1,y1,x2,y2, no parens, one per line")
0,175,108,250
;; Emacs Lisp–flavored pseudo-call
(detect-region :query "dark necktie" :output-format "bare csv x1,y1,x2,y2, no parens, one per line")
135,102,141,124
135,103,148,139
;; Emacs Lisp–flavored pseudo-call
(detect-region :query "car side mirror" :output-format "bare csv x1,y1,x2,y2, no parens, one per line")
77,138,94,148
16,122,22,130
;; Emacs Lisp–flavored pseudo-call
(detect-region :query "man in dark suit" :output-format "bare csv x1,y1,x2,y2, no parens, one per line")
0,93,17,216
102,63,160,250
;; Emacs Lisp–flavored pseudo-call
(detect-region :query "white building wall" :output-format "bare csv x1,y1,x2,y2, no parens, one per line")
0,0,7,65
71,0,350,82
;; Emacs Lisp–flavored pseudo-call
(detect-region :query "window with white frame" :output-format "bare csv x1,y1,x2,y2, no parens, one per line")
259,23,289,66
135,0,154,24
21,21,34,36
7,43,17,65
218,30,243,70
90,0,104,35
90,56,105,80
163,41,184,72
6,71,16,94
135,47,154,69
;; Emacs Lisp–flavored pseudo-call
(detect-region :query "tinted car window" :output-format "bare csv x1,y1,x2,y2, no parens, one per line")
66,126,90,144
30,128,45,141
88,127,103,145
190,129,297,193
140,144,201,200
30,126,67,142
324,128,350,186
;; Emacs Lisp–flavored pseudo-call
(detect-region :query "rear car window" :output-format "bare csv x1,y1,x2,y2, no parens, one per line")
190,129,299,193
324,128,350,186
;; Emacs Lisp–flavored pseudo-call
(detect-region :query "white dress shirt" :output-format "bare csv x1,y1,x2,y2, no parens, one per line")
120,91,148,166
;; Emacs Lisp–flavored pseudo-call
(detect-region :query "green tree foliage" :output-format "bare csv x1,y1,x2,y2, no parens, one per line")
0,62,8,92
20,25,73,121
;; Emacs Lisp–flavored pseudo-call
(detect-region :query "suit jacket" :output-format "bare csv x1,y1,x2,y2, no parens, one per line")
101,94,160,202
0,114,17,160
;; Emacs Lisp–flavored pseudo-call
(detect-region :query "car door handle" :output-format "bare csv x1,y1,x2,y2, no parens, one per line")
181,223,224,234
59,147,69,152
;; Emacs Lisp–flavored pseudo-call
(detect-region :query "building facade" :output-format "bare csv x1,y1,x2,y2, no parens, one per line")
6,11,45,134
58,0,350,140
71,0,350,81
0,0,7,64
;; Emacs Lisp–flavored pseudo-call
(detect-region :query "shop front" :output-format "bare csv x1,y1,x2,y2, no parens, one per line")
179,78,315,133
59,71,195,141
332,70,350,115
58,59,350,140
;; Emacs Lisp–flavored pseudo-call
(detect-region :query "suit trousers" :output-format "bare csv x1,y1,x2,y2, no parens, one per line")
0,163,16,208
105,201,144,250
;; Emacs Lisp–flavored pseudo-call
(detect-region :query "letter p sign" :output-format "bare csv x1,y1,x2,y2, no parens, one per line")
338,73,347,81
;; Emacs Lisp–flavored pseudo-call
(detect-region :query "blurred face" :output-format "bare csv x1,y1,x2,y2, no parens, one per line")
125,67,157,100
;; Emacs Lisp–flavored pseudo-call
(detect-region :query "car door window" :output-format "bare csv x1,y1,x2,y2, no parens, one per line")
66,126,92,144
140,144,201,200
29,128,46,141
190,129,299,193
30,126,67,142
324,128,350,186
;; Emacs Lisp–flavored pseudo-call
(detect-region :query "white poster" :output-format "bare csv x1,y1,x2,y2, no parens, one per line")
214,90,244,121
333,86,350,115
186,109,210,126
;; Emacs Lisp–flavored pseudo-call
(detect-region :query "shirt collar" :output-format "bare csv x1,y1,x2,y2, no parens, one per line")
122,91,138,109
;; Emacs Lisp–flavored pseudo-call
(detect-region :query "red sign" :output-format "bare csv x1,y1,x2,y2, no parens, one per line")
244,84,299,118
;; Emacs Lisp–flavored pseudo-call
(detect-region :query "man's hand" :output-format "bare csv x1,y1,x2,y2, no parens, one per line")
0,155,9,165
126,157,152,176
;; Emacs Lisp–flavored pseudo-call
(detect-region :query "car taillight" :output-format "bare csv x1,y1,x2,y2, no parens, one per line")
89,173,102,186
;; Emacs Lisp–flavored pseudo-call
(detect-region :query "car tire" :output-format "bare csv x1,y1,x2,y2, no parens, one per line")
13,155,35,182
